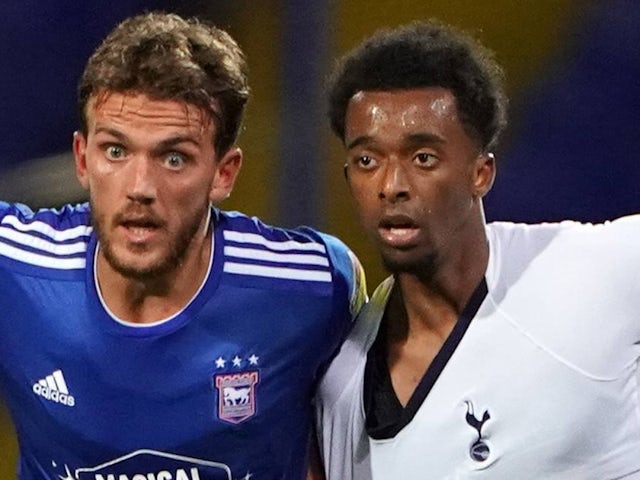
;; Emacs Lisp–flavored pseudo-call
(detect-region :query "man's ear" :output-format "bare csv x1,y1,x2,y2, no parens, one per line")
73,131,90,190
209,147,243,204
473,152,496,198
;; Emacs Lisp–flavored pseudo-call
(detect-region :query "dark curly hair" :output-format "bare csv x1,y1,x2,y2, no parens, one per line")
328,20,507,152
78,12,250,156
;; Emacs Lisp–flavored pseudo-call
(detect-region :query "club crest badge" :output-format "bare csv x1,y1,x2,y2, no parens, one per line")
215,371,259,424
464,400,491,462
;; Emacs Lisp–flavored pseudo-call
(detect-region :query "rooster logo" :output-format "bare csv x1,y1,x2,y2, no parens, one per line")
464,400,491,462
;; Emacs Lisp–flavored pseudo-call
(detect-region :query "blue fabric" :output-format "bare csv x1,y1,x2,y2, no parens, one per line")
487,0,640,223
0,204,357,479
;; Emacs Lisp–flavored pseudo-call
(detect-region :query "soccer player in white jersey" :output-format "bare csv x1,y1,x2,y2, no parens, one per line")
0,12,366,480
315,20,640,479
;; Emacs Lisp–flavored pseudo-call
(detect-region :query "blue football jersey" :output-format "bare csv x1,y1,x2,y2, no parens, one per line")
0,202,366,480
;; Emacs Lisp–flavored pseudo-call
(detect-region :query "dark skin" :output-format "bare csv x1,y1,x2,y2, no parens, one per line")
344,87,495,405
306,427,325,480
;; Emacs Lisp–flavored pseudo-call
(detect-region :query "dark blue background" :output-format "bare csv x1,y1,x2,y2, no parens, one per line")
1,0,639,223
486,0,640,223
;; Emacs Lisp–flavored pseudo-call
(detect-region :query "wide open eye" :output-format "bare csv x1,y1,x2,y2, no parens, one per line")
355,155,377,169
414,152,438,168
163,152,187,170
105,145,126,160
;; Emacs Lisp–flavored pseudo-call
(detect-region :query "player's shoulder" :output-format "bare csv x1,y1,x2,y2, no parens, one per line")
216,209,328,248
486,215,640,292
0,201,92,277
216,209,350,253
0,201,91,229
318,276,392,404
215,210,366,303
487,219,574,243
488,214,640,249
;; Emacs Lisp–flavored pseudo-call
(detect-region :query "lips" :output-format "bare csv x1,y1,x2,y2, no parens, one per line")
378,214,420,248
116,212,164,244
120,218,160,229
120,222,158,244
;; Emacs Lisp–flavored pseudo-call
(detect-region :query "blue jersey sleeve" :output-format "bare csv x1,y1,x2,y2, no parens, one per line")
0,201,36,219
318,232,368,321
0,201,92,276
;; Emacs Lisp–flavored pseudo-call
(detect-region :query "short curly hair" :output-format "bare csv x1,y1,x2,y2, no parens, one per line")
78,12,250,156
328,20,507,152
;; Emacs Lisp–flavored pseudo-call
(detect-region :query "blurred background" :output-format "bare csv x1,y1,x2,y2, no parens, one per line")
1,0,639,473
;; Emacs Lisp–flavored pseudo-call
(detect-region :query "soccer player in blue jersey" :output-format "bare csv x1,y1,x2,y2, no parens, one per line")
0,12,366,480
316,20,640,479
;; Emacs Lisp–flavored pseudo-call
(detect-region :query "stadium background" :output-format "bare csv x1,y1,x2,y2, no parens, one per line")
1,0,638,473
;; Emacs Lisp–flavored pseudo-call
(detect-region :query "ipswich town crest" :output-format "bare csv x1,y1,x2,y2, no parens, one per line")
215,371,259,424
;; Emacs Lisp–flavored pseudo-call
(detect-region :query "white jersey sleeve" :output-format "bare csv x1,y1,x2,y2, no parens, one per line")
315,277,393,480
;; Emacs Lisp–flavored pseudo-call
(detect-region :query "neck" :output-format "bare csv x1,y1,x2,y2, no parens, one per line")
391,218,489,340
96,228,213,325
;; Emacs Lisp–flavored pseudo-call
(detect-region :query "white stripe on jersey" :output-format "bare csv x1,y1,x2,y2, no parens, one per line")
0,227,87,255
1,215,92,241
0,214,91,269
0,242,85,269
223,230,327,253
223,262,332,282
223,246,329,267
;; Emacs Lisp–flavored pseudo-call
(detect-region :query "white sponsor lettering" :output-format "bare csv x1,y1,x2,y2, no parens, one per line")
94,468,201,480
75,450,230,480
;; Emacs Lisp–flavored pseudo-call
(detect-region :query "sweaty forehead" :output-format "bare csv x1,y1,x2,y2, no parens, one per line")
87,92,212,132
344,88,464,147
347,88,459,127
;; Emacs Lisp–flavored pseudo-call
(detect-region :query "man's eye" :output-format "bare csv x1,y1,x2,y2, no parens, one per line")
105,145,126,160
415,152,438,167
357,156,376,168
164,152,186,170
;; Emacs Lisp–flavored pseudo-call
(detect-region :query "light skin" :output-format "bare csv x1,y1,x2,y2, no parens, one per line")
344,87,495,405
75,91,324,479
73,92,242,324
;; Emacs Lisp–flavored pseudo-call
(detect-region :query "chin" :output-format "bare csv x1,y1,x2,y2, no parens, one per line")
113,260,171,280
381,251,438,278
105,247,179,280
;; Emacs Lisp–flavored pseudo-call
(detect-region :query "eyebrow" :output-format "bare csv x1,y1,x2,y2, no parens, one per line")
154,135,202,151
346,132,446,150
346,135,374,150
405,132,446,146
94,126,128,143
94,126,202,151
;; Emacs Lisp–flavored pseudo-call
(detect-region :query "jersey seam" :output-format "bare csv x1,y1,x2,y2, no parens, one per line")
486,293,623,382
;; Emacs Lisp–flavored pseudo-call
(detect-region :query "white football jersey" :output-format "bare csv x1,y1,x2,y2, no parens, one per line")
316,217,640,480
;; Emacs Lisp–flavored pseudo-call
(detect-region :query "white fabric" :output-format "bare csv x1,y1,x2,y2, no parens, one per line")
316,217,640,480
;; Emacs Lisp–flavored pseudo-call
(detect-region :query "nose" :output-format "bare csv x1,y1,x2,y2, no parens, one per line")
126,156,157,204
378,161,410,202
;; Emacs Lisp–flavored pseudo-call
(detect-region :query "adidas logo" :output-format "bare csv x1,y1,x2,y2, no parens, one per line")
32,369,75,407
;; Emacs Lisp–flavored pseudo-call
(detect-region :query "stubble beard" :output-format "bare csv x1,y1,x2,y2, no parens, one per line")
92,200,210,281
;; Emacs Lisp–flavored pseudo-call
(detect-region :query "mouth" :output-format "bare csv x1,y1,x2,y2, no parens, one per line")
117,215,163,244
378,214,420,248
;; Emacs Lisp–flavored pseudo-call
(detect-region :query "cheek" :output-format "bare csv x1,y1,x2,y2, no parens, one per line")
349,182,378,223
87,173,118,206
83,155,124,195
168,177,214,213
433,181,476,229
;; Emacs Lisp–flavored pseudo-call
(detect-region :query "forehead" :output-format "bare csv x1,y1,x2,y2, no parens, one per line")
345,87,462,139
86,92,213,134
